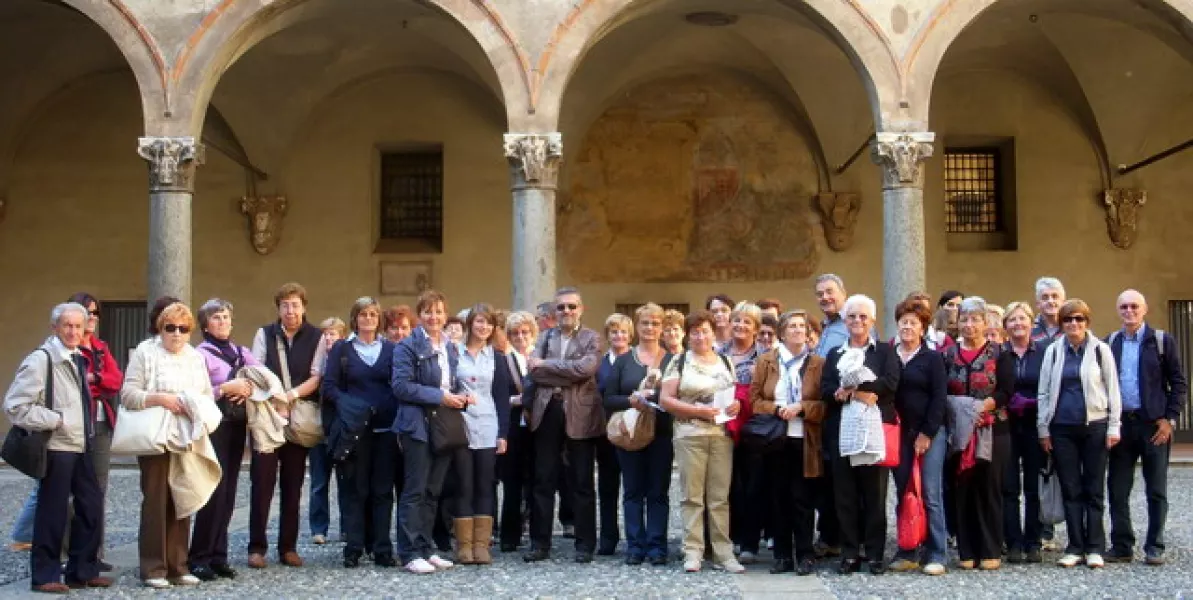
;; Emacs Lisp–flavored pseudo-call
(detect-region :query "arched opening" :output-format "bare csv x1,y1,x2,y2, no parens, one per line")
555,0,886,314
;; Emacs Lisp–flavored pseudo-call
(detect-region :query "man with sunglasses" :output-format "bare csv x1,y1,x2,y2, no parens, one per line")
1106,290,1187,566
523,287,603,564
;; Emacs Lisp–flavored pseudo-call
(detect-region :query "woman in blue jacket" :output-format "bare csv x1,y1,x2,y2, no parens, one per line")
391,290,470,575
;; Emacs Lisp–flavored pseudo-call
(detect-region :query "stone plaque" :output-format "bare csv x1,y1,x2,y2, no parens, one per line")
379,260,432,296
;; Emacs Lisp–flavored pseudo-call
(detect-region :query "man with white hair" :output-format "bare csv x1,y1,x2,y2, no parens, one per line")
4,303,111,592
1106,289,1187,565
1031,277,1066,342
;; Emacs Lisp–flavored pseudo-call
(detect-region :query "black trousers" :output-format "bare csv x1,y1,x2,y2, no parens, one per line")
456,447,497,516
248,441,308,556
595,435,621,551
190,419,247,568
498,415,533,545
817,455,840,546
529,399,597,553
736,443,772,554
342,429,396,558
831,456,888,561
32,451,102,586
955,432,1010,561
396,433,453,563
1003,417,1044,553
1109,415,1171,555
1051,422,1108,555
771,439,815,561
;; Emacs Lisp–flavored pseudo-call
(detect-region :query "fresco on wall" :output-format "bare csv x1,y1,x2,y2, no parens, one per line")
560,73,820,283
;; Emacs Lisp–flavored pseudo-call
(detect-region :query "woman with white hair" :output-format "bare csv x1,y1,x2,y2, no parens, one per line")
819,295,901,575
497,311,538,552
943,297,1014,571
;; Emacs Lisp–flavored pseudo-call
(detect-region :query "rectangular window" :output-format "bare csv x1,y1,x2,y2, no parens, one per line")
1168,300,1193,441
380,149,443,251
943,148,1002,233
96,301,148,371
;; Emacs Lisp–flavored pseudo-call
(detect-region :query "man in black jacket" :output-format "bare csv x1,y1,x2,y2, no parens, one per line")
1106,289,1188,565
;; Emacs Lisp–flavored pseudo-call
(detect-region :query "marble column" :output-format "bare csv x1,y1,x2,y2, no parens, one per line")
871,131,935,335
137,136,204,308
505,132,562,311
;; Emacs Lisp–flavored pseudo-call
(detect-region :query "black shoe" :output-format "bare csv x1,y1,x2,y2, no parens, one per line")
211,564,237,579
597,545,617,556
1007,549,1024,564
769,558,794,574
500,542,518,553
1106,551,1134,563
343,554,361,568
868,560,886,575
97,561,115,573
649,555,668,566
574,552,594,564
374,555,397,568
797,558,816,576
1145,549,1165,566
625,555,644,566
562,525,575,539
190,565,217,582
523,549,550,563
1024,548,1042,564
837,558,860,575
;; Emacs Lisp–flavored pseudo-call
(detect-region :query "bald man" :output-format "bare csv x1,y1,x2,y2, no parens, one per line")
1105,289,1187,566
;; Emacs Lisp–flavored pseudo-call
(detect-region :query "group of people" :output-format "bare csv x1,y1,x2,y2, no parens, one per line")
2,275,1183,593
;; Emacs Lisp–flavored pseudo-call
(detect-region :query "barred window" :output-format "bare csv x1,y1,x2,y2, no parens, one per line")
381,150,443,250
944,149,1001,233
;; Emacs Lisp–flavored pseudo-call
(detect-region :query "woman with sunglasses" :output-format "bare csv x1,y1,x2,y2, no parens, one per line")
595,313,632,556
1037,299,1121,569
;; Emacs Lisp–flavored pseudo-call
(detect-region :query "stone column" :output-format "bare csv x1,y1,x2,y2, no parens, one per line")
137,136,204,308
505,132,562,311
871,131,935,334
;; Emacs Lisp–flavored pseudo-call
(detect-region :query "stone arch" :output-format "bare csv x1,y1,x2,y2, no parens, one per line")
167,0,528,136
904,0,1193,125
529,0,902,132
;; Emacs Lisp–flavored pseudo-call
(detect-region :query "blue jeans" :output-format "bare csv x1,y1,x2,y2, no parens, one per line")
308,441,336,537
617,436,673,560
893,428,948,564
11,484,39,543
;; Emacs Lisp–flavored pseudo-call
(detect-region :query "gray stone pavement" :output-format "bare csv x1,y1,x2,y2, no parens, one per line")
0,465,1190,598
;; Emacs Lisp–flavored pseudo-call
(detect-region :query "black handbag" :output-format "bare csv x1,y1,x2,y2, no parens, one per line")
427,406,468,455
1,350,54,479
740,413,786,453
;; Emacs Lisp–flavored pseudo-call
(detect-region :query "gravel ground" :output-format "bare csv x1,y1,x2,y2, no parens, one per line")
2,465,1191,598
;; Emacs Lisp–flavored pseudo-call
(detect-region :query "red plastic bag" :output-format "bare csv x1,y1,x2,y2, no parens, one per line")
725,382,752,444
878,419,900,468
897,457,928,551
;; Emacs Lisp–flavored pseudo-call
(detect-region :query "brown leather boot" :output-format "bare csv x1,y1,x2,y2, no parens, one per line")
454,518,475,564
472,516,494,565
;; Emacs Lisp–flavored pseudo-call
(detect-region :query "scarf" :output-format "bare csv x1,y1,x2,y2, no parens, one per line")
203,332,243,369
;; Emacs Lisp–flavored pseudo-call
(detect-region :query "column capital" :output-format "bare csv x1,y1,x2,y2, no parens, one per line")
137,136,205,192
504,132,562,189
871,131,935,189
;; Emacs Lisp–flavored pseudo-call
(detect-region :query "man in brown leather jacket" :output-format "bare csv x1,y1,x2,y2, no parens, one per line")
523,287,603,564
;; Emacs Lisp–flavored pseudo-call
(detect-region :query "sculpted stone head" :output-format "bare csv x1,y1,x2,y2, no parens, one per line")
817,192,861,251
1104,189,1146,249
239,195,288,255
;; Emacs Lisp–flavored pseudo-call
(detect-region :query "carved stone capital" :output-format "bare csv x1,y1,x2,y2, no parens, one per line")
504,133,562,188
816,192,862,251
872,132,935,189
137,136,205,192
240,195,288,255
1104,188,1146,249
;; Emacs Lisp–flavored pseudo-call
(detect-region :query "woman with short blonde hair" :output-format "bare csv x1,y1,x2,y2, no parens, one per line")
497,310,538,551
596,312,634,555
661,309,686,355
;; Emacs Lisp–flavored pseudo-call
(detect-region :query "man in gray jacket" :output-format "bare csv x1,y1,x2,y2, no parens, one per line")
4,303,110,592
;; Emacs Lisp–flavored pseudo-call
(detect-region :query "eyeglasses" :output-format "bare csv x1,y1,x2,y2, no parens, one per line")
163,324,192,334
846,314,870,322
1118,303,1140,311
88,310,100,317
556,303,578,312
758,331,775,338
1061,315,1087,324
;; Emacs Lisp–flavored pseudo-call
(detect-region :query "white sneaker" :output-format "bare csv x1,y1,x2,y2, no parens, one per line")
312,534,327,545
716,559,747,574
143,578,171,589
173,574,200,586
427,554,455,570
1057,554,1083,568
1086,554,1105,568
405,558,435,574
923,562,946,576
683,556,702,573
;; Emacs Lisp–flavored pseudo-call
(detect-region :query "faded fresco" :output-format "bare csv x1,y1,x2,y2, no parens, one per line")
560,73,821,283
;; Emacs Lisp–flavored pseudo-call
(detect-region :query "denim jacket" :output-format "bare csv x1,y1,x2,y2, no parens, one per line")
390,327,460,442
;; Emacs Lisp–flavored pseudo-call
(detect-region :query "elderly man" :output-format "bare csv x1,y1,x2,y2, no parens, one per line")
4,303,111,593
1106,290,1187,566
1031,277,1066,342
814,275,849,357
523,287,603,564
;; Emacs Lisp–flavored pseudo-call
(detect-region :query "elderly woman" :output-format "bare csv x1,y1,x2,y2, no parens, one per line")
322,297,399,568
1038,299,1121,569
384,305,415,343
985,304,1007,345
308,317,349,545
887,300,949,576
595,313,632,555
603,303,674,565
498,311,538,552
187,299,258,581
721,302,764,562
943,297,1014,571
121,302,220,589
820,295,900,576
706,294,734,346
661,309,686,355
392,289,468,574
748,310,825,576
660,311,743,574
1000,302,1047,564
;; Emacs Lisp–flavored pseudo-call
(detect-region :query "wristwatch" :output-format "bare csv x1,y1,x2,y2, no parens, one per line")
1168,418,1178,429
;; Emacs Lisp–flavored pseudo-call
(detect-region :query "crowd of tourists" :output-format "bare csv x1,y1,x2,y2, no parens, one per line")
3,275,1183,593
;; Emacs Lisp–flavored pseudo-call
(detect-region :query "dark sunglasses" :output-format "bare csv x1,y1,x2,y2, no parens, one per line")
163,324,192,334
1118,303,1140,311
88,310,100,317
556,303,578,312
1061,315,1087,324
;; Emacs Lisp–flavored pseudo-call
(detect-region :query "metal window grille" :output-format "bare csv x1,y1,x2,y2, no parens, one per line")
615,303,691,317
944,149,1001,233
1168,301,1193,440
381,151,443,247
97,301,148,371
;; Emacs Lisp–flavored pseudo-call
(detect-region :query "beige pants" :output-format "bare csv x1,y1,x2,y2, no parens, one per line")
674,434,734,563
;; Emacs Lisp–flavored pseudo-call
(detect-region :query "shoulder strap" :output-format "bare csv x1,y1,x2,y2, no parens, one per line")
540,329,554,359
276,336,293,390
1109,331,1121,347
506,353,524,394
41,349,54,411
1157,330,1166,359
675,352,686,377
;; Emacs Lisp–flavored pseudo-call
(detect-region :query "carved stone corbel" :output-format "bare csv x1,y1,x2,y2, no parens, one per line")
137,136,205,192
816,192,862,251
504,133,563,188
239,195,288,255
872,132,935,189
1104,189,1146,249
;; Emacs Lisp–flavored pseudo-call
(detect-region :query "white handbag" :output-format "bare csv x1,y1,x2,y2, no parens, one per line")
111,344,171,455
